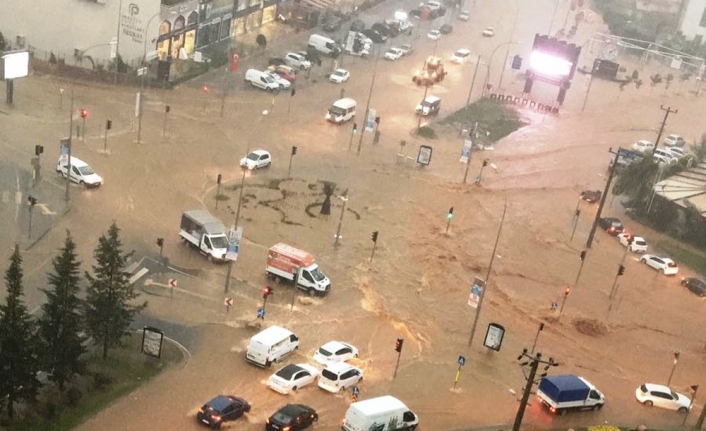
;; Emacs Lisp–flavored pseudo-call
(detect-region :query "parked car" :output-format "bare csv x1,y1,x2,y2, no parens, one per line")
598,217,624,235
313,341,359,365
329,68,350,84
632,139,655,153
409,8,422,18
459,10,470,20
580,190,602,203
267,363,320,394
427,29,441,40
384,47,404,61
681,277,706,297
240,150,272,170
653,148,677,164
355,32,373,46
350,19,366,32
635,383,691,412
371,22,392,38
482,26,495,37
268,57,287,67
317,362,364,393
398,44,414,56
640,254,679,275
284,52,312,70
322,16,342,32
266,71,291,90
266,404,318,431
267,65,297,82
361,29,387,43
56,156,103,188
618,233,648,253
439,24,453,34
450,48,471,64
197,395,250,429
666,146,686,158
664,134,686,147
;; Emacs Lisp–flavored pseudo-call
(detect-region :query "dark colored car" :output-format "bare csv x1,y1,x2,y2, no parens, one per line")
322,16,342,32
580,190,602,203
197,395,250,429
266,404,318,431
439,23,453,34
409,8,422,18
371,22,392,37
350,19,366,32
361,29,387,43
268,57,287,67
598,217,624,235
681,277,706,298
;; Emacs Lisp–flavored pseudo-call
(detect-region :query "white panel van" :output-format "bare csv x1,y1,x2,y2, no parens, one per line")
245,325,300,367
325,98,357,124
308,34,341,56
245,69,281,91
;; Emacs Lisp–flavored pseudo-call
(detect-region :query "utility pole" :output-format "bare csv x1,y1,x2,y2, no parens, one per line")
466,57,482,106
220,66,228,118
653,105,678,152
463,123,478,184
288,146,297,178
530,323,544,354
65,89,74,203
334,193,349,246
682,385,699,427
586,148,621,249
357,47,380,156
667,351,680,386
27,196,37,240
468,199,508,346
514,350,559,431
581,59,600,113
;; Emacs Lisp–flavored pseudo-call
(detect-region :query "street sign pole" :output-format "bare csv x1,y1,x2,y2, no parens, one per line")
453,355,466,389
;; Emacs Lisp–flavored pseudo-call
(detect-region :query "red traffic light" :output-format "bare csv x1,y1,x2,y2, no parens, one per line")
202,85,210,94
79,108,88,119
564,286,570,296
262,286,273,299
395,338,404,352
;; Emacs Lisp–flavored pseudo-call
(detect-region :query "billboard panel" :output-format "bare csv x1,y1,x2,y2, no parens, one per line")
2,50,30,80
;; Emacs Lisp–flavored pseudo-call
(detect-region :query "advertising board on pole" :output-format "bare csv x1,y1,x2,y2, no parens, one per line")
226,226,243,261
467,277,485,308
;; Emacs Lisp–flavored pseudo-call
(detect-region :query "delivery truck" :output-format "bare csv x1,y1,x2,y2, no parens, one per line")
179,210,229,261
265,243,331,296
537,374,605,415
342,395,419,431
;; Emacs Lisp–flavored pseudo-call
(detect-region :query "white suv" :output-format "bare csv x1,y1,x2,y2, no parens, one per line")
284,52,311,70
664,134,686,147
317,362,363,393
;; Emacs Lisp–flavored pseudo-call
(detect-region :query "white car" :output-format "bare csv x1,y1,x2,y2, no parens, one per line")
56,156,103,188
398,44,413,56
266,363,320,394
666,146,686,159
482,26,495,37
664,134,686,147
640,254,678,275
427,30,441,40
384,48,404,61
459,10,470,21
317,362,363,393
329,69,350,84
284,52,312,70
313,341,359,365
450,48,471,64
632,139,654,153
618,233,647,253
265,72,291,90
240,150,271,170
653,149,677,164
635,383,691,412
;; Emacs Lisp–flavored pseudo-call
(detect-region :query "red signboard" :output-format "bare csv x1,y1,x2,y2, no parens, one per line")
231,53,240,72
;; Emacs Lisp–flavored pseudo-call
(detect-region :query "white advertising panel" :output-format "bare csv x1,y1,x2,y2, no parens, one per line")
2,51,30,80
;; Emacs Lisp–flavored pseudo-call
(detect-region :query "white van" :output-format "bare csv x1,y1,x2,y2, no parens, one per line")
56,156,103,188
245,325,299,367
343,396,419,431
326,98,356,124
244,69,280,91
308,34,341,57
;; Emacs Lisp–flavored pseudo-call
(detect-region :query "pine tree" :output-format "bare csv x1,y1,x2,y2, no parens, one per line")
0,245,40,419
38,231,85,390
84,223,147,359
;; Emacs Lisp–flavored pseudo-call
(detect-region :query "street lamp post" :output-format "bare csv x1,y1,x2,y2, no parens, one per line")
483,42,517,97
357,46,381,156
334,193,349,246
497,0,520,90
465,55,482,106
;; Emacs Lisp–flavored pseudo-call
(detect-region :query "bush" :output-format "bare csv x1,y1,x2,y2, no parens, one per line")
66,387,83,406
417,126,437,139
42,401,58,420
93,372,113,391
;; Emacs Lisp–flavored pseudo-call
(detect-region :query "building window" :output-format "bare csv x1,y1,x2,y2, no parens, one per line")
700,6,706,27
220,17,232,40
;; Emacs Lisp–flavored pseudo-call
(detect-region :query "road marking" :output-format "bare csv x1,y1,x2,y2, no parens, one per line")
1,191,8,203
37,203,56,215
129,267,149,285
144,278,171,288
14,190,21,205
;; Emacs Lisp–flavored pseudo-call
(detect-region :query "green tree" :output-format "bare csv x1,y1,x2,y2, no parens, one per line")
37,231,85,390
0,245,41,419
84,223,146,359
613,157,659,210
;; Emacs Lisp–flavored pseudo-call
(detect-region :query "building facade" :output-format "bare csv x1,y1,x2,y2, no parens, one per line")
679,0,706,44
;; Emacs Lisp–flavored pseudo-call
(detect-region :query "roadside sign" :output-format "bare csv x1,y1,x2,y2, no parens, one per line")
257,307,265,319
417,145,432,165
224,297,233,306
226,226,243,261
458,355,466,366
467,277,485,308
168,278,177,288
365,108,376,132
483,323,505,351
460,139,472,163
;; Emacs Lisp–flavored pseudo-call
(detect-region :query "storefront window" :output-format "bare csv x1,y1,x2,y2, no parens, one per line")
220,16,232,40
262,5,276,24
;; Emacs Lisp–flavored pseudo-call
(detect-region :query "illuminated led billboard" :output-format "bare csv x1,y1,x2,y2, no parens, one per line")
2,50,29,80
529,51,573,78
523,34,582,104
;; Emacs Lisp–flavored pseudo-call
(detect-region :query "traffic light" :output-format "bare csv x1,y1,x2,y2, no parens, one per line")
395,338,404,353
106,119,112,130
165,105,171,113
374,116,381,125
263,286,273,299
217,174,222,185
291,146,298,156
579,250,587,261
291,88,296,97
511,55,522,70
564,286,570,296
352,123,358,134
447,206,454,219
79,108,88,119
617,265,625,276
34,145,44,156
202,85,210,94
482,159,489,167
371,231,379,243
27,196,37,206
156,238,164,247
